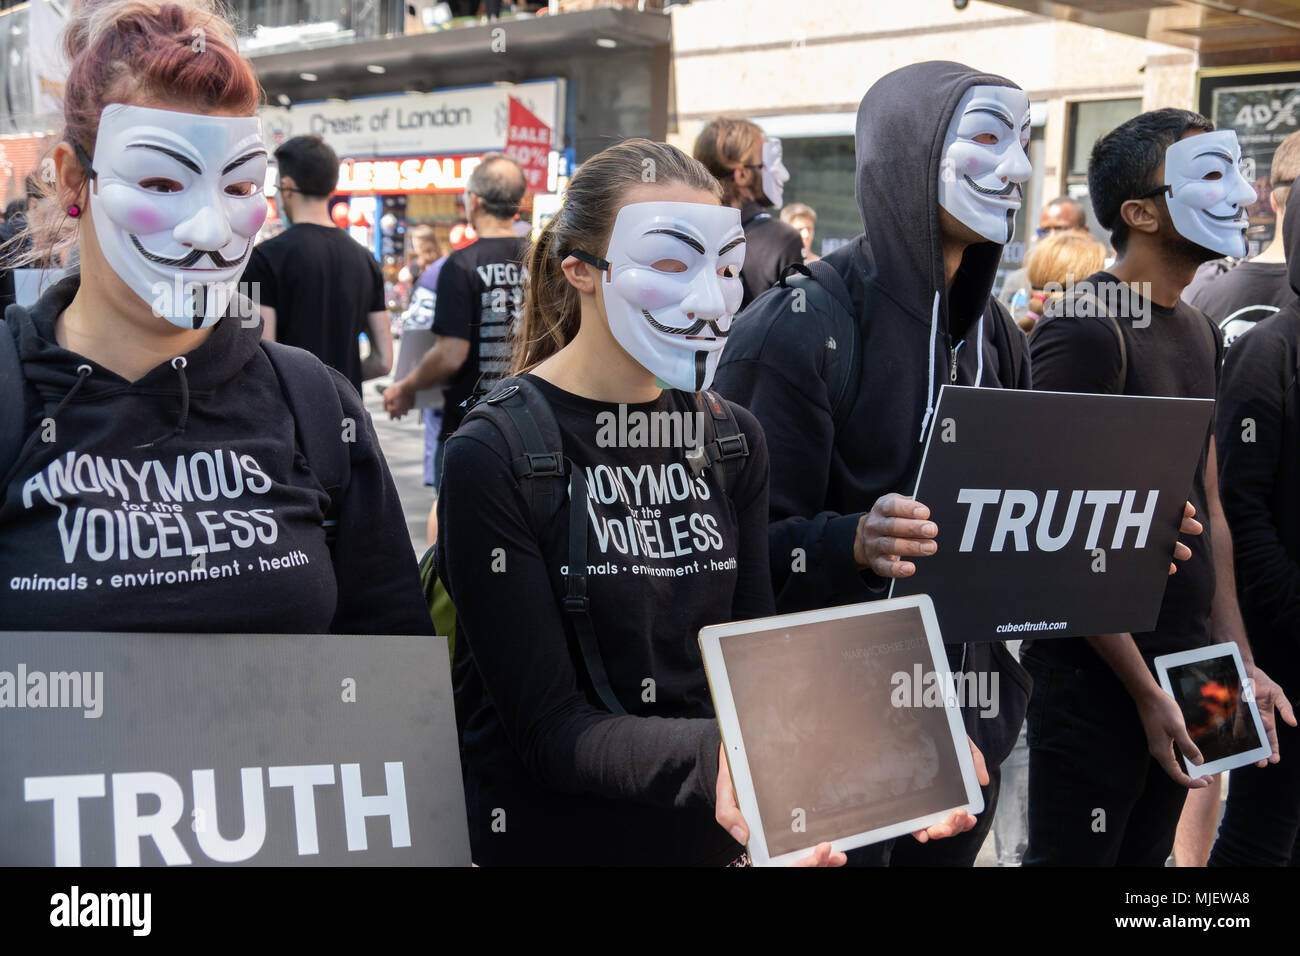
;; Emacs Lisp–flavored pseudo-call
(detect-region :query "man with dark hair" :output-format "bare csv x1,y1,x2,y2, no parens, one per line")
1183,130,1300,348
241,134,391,394
1025,108,1295,866
383,152,528,486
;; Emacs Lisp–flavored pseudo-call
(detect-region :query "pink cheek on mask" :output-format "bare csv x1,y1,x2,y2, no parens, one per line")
121,206,168,235
229,204,268,237
637,287,676,310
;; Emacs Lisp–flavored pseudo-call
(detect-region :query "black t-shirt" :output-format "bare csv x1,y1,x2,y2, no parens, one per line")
1183,259,1296,349
1027,271,1223,665
738,201,805,311
436,375,774,865
430,236,528,439
241,223,384,394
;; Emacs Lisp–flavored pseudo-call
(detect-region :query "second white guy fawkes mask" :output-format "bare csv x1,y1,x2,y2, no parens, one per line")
572,201,745,392
83,104,269,330
1160,129,1258,258
938,84,1033,244
760,137,790,210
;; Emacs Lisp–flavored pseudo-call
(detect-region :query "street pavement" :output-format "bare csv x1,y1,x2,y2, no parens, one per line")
364,376,432,557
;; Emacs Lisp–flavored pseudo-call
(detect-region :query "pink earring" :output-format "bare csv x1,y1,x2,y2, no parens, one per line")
67,205,81,218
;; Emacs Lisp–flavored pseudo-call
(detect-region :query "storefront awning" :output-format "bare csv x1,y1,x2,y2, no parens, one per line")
250,8,670,101
982,1,1300,64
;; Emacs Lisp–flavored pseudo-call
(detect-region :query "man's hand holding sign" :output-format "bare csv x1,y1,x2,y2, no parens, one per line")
857,495,1201,580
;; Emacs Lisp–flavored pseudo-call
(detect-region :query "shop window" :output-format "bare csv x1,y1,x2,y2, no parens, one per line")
779,136,858,257
1067,98,1142,181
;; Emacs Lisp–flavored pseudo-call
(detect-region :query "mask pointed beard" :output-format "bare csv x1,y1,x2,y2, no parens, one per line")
938,84,1033,246
87,103,269,331
1161,129,1258,259
595,200,746,393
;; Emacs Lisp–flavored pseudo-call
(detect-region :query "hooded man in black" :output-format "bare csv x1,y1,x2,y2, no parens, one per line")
1209,178,1300,866
713,61,1034,866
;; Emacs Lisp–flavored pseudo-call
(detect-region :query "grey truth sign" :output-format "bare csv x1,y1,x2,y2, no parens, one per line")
0,631,470,866
892,386,1215,643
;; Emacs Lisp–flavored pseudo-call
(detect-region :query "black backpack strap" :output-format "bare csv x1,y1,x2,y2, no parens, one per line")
779,259,860,429
685,389,749,497
563,462,626,715
468,375,627,715
0,311,25,485
260,340,351,548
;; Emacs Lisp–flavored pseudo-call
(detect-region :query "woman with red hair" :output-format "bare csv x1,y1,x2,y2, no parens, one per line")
0,0,432,636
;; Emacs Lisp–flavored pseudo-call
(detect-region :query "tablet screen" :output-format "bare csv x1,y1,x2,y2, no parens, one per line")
1166,653,1262,764
718,605,969,857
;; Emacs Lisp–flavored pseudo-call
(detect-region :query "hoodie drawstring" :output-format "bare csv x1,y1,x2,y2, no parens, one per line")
135,356,191,449
974,313,985,387
918,291,940,443
50,364,93,422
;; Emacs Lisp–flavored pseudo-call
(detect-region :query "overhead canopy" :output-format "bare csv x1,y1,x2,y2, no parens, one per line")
982,1,1300,64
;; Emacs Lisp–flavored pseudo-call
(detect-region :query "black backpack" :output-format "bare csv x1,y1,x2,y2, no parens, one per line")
777,259,861,431
0,306,350,553
426,374,751,715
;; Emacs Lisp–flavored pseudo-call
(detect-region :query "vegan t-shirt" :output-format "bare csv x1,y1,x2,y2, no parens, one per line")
430,236,528,439
437,375,774,865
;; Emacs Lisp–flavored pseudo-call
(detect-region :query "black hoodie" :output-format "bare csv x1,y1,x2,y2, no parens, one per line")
712,61,1032,764
0,275,433,635
1215,182,1300,683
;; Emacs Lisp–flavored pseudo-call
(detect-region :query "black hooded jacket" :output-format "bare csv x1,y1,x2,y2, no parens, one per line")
712,61,1032,764
714,61,1031,614
1215,182,1300,682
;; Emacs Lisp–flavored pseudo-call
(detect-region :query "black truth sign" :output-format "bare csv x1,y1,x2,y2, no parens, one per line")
891,386,1215,643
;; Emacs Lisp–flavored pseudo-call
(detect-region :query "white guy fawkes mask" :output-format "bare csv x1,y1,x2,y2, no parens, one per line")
761,137,790,210
85,104,269,330
1160,130,1258,258
938,85,1032,244
574,201,745,392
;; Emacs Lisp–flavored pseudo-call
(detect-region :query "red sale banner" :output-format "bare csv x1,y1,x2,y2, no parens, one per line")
503,96,553,193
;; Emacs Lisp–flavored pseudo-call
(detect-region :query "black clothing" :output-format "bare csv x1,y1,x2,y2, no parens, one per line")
0,215,33,311
1021,652,1188,866
712,62,1035,864
1183,258,1295,348
241,223,385,394
0,275,431,636
1028,272,1222,663
738,200,804,310
1207,714,1300,866
1215,309,1300,684
437,375,773,865
430,236,528,441
1024,271,1222,867
1209,186,1300,866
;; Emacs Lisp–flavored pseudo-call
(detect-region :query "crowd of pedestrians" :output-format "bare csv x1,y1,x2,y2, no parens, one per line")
3,0,1300,869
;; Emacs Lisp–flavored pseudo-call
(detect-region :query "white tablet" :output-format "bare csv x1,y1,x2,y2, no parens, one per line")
1154,643,1272,778
699,595,985,867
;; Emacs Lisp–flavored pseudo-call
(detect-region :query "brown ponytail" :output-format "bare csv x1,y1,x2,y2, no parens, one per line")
510,138,722,375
